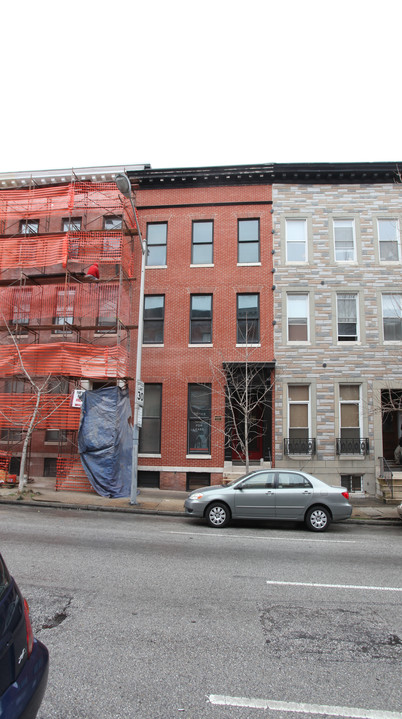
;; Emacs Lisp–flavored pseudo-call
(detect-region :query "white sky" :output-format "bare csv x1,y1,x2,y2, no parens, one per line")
2,0,401,173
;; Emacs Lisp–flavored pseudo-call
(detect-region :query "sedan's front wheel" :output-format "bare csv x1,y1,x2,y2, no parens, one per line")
206,502,231,528
305,506,331,532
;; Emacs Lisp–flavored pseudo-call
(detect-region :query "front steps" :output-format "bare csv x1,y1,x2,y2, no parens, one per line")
377,470,402,503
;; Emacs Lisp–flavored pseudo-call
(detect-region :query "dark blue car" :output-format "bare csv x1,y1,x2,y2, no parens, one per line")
0,553,49,718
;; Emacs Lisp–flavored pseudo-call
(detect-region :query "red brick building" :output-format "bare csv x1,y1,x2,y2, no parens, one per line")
131,165,275,490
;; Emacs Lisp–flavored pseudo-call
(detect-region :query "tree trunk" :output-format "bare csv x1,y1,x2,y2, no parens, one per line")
18,388,42,493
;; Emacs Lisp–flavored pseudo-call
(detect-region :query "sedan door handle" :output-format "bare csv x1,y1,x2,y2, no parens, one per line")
265,490,274,494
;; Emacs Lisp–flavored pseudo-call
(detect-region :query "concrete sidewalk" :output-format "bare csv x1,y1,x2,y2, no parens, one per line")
0,479,400,523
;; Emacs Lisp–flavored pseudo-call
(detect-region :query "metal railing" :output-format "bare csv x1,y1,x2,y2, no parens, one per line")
378,457,394,499
336,438,369,456
284,438,316,456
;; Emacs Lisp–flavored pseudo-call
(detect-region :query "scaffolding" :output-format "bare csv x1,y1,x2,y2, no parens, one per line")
0,179,139,490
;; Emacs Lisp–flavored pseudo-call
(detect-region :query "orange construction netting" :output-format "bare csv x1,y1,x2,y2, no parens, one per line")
0,282,133,330
0,394,80,430
0,342,130,379
0,231,134,275
0,182,137,228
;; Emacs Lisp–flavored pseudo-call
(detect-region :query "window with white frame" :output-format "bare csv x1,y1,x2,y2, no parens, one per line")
53,289,75,333
12,288,32,333
139,384,162,454
378,219,400,261
337,294,358,342
287,294,308,341
20,219,39,234
339,385,361,445
382,294,402,341
62,217,82,232
285,219,307,262
103,215,122,258
146,223,167,266
238,219,260,263
288,385,310,454
192,221,213,264
334,219,355,262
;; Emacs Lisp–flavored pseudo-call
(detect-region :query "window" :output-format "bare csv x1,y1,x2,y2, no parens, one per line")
20,219,39,234
45,430,67,443
146,223,167,266
334,219,355,261
143,296,164,344
139,384,162,454
47,377,69,394
53,289,75,333
341,474,363,493
241,472,275,489
4,379,26,393
12,288,32,332
378,219,400,261
337,294,358,342
0,429,23,443
97,286,118,332
339,385,361,451
286,219,307,262
186,472,210,491
190,295,212,344
102,215,122,259
238,219,260,263
188,384,211,454
192,221,213,264
288,385,310,454
287,294,308,341
277,472,312,489
382,294,402,341
62,217,82,232
237,294,260,344
44,458,58,477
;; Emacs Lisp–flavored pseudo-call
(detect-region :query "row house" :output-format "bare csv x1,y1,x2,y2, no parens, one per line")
1,161,401,500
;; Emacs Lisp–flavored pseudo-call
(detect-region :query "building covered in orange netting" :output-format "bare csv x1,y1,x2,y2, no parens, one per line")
0,164,148,490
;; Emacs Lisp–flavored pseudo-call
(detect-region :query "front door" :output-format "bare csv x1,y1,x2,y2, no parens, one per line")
234,471,276,518
231,405,263,461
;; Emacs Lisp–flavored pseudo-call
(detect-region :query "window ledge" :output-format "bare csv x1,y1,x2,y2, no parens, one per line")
236,343,261,348
237,262,261,267
190,264,214,268
143,343,164,348
338,454,366,461
146,265,167,269
139,454,161,458
287,341,310,345
337,341,360,345
186,455,212,460
188,343,213,348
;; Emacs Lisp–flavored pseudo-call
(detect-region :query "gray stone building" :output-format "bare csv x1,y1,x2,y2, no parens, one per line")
271,162,402,499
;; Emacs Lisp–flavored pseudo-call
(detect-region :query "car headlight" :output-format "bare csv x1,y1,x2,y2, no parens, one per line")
190,493,204,500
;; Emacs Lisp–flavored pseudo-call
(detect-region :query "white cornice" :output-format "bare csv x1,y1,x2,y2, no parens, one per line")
0,164,151,189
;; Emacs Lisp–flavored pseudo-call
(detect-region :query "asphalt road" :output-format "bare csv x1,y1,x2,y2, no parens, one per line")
1,506,401,719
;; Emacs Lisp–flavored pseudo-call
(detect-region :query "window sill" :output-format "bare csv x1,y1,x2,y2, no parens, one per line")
188,343,213,348
237,262,261,267
143,343,164,348
139,453,161,458
190,264,214,268
186,454,212,460
236,343,261,348
146,265,167,270
337,340,360,345
338,454,366,461
287,341,310,345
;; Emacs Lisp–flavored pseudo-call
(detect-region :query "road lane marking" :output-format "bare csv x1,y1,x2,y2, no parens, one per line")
208,695,402,718
266,581,402,592
168,531,355,543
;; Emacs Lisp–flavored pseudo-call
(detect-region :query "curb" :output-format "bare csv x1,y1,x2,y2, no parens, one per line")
0,498,400,524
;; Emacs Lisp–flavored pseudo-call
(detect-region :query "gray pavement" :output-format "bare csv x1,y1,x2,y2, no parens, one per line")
0,477,401,523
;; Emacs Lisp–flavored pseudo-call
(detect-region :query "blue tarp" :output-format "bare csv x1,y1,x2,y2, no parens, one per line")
78,386,132,498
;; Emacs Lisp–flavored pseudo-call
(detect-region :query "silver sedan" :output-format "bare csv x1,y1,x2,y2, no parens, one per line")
184,469,352,532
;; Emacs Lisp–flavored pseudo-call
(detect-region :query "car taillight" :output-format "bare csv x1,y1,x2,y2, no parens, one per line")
24,598,34,658
342,490,349,500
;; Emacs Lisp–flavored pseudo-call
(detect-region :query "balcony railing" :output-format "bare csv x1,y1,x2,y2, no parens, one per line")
284,438,316,456
336,438,369,456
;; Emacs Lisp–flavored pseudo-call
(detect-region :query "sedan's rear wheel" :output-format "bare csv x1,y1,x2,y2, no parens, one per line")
305,506,331,532
206,502,230,528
